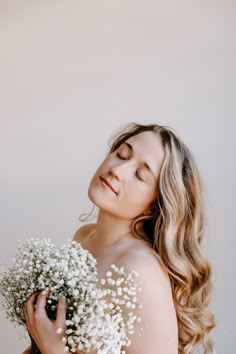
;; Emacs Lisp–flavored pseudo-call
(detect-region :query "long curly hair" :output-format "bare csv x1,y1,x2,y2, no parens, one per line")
108,123,215,354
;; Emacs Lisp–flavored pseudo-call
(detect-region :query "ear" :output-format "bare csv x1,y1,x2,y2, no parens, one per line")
143,210,152,216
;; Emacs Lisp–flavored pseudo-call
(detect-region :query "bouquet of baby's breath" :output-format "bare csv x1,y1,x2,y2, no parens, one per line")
0,238,142,354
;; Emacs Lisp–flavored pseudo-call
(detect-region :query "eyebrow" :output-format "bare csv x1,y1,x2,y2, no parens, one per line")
123,142,157,181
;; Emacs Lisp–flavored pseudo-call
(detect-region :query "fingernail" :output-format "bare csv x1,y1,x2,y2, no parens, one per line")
60,296,66,304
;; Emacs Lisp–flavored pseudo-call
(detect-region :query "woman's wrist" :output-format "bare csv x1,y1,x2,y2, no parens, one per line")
41,343,67,354
41,350,65,354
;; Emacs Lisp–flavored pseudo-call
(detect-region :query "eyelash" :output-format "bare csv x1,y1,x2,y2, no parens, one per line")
116,153,144,181
116,153,127,160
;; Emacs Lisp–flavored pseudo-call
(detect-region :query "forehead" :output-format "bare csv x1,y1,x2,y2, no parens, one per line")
125,131,165,175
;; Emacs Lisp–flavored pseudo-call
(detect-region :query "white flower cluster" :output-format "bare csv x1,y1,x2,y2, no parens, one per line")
0,238,142,354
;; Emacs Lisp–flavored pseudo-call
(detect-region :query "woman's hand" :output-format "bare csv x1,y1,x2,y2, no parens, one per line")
24,290,67,354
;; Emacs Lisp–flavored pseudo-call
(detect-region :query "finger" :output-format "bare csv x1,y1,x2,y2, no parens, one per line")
34,289,48,315
25,293,37,320
56,296,67,328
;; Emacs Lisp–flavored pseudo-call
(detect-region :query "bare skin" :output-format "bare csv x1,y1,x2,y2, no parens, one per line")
23,131,178,353
74,223,178,354
73,223,167,280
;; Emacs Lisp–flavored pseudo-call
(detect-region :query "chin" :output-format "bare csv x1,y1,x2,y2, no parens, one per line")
87,184,97,205
87,183,104,209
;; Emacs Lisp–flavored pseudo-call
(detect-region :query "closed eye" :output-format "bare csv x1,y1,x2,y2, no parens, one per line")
117,153,128,160
136,169,144,181
117,153,145,181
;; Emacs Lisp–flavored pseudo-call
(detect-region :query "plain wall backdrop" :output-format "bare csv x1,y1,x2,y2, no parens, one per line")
0,0,235,352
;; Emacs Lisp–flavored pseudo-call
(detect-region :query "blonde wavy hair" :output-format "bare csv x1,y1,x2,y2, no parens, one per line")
108,123,216,354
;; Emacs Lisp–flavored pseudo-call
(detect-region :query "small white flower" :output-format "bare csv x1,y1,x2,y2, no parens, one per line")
0,238,142,354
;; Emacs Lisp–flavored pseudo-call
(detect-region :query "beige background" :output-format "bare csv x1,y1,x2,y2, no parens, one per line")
0,0,235,352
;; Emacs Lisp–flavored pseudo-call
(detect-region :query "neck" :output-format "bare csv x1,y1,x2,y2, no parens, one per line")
91,209,134,248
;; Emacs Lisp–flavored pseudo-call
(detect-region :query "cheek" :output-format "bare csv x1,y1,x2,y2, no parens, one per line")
87,159,111,202
89,158,108,183
93,156,111,174
119,187,154,217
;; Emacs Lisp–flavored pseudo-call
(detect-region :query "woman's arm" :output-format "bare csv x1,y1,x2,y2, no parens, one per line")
118,250,178,354
24,247,178,354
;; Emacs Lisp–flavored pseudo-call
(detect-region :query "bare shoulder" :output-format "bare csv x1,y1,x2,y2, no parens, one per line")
120,244,173,298
73,223,95,243
118,243,178,354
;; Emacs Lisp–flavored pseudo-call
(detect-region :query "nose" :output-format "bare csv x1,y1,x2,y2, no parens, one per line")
109,161,131,181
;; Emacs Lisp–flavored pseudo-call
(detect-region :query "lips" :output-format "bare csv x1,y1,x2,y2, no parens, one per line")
100,176,118,195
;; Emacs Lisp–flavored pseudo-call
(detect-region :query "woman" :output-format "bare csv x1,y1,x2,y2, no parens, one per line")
23,123,215,354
